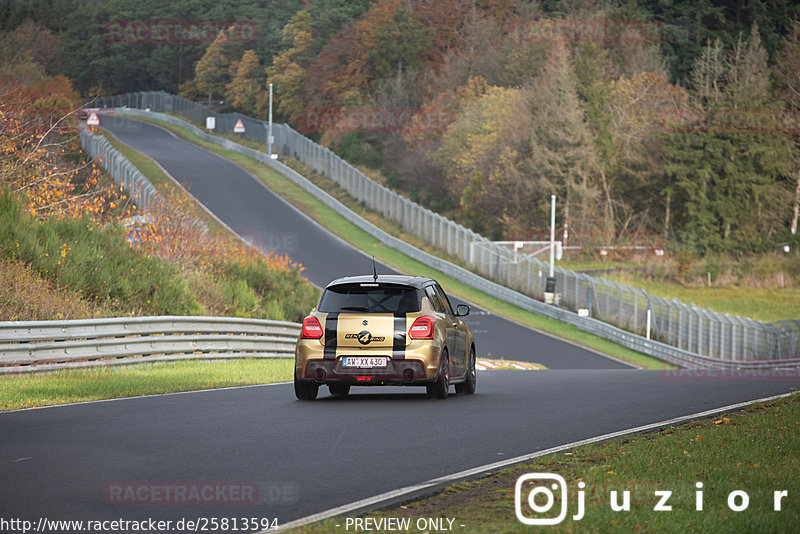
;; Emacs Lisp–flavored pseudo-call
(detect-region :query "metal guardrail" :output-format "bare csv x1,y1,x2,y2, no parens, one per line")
79,127,208,236
79,128,160,211
0,317,300,374
95,107,800,370
92,93,800,365
92,94,800,360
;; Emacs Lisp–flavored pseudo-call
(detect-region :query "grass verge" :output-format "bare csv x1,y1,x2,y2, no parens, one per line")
604,276,799,324
120,113,672,370
0,358,293,411
295,392,800,533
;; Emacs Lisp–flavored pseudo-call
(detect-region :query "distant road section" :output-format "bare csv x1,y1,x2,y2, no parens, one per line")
101,115,631,369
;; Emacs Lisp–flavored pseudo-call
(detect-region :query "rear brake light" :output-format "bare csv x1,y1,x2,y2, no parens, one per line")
301,316,323,339
408,316,435,339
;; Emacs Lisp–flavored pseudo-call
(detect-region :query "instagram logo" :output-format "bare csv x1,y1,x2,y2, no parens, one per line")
516,473,588,525
516,473,573,525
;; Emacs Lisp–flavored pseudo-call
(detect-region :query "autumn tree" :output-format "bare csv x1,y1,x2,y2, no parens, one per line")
0,72,126,221
194,29,240,104
11,18,60,73
227,50,265,117
433,84,532,236
608,71,688,239
268,10,313,124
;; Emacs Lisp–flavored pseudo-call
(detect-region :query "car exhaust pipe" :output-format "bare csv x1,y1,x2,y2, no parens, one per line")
402,369,415,382
313,368,327,382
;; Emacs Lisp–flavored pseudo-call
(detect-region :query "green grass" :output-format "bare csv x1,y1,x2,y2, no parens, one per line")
120,113,672,370
295,392,800,533
604,276,800,323
0,358,293,411
92,129,320,322
136,114,800,325
0,192,202,316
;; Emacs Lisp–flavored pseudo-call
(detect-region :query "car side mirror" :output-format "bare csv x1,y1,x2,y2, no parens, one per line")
455,304,470,317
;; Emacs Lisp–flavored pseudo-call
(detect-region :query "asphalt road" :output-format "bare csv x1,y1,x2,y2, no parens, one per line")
2,372,797,528
4,116,794,530
100,115,627,370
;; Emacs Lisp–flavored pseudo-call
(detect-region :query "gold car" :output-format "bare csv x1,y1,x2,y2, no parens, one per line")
294,275,476,400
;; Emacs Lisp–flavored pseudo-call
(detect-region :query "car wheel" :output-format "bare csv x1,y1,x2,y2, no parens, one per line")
427,351,450,399
329,384,350,397
455,346,476,395
294,372,318,400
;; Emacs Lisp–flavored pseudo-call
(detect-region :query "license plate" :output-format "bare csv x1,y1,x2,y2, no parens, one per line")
342,357,387,368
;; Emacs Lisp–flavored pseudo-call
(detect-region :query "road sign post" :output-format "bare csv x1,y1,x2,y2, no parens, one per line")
545,194,557,305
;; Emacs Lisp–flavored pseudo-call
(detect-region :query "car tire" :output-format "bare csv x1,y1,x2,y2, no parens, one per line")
329,384,350,397
427,351,449,399
455,346,476,395
294,373,319,401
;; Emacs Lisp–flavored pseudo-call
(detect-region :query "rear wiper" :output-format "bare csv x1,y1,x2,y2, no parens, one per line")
339,306,369,312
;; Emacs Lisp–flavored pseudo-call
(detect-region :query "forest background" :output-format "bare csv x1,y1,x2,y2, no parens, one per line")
3,0,800,282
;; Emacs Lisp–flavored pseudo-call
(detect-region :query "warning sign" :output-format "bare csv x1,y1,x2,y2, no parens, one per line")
233,119,245,133
87,112,100,126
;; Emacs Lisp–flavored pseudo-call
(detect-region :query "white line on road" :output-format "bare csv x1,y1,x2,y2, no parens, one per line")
271,390,798,532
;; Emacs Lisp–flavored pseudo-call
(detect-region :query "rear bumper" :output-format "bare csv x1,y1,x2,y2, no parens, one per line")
299,358,436,386
295,337,444,384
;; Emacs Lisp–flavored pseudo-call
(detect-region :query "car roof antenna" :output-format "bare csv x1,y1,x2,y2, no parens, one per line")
372,256,378,282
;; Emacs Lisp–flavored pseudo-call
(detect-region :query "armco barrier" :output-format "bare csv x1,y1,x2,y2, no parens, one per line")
0,316,300,374
93,92,800,364
98,108,800,370
91,93,800,365
79,128,208,236
79,128,159,211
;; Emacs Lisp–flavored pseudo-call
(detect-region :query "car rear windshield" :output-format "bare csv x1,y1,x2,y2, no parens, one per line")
318,283,421,313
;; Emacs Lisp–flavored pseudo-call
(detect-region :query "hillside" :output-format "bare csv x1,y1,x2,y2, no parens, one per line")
3,0,800,257
0,60,318,322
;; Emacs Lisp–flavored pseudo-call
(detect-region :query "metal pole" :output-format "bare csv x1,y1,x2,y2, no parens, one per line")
267,83,273,158
549,194,556,277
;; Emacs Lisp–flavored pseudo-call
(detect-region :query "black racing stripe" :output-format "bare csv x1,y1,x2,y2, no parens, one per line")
324,313,339,360
393,313,406,360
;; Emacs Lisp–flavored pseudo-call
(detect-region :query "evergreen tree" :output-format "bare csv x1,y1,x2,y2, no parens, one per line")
664,28,791,253
528,42,601,244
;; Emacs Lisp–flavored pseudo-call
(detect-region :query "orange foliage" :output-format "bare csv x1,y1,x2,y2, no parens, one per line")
404,75,489,147
133,189,303,276
307,0,472,108
0,79,128,221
